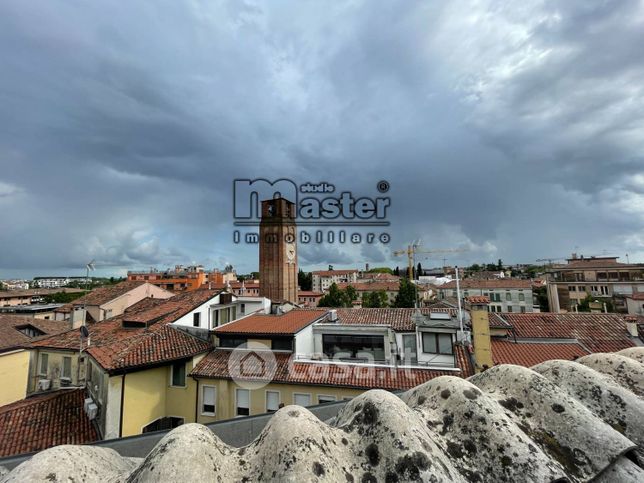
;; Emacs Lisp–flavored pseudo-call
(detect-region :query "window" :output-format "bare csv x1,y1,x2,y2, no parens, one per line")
219,336,248,348
240,303,246,315
401,334,418,364
520,306,526,313
39,353,48,376
62,356,72,379
202,385,216,416
322,334,385,361
236,389,250,416
421,333,453,355
293,393,312,407
318,395,336,404
171,362,186,387
193,312,200,327
519,292,525,301
272,338,293,351
505,292,512,301
507,306,513,313
142,417,184,433
266,391,280,412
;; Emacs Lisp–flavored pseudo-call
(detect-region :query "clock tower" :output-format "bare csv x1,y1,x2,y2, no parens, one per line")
259,197,298,303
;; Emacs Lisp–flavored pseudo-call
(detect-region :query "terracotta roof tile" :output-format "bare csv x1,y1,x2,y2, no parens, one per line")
312,269,358,276
0,389,98,457
330,308,458,332
466,296,490,304
491,339,589,367
71,280,148,307
297,291,323,297
495,312,637,352
33,290,216,372
191,345,474,390
0,315,69,353
215,310,328,336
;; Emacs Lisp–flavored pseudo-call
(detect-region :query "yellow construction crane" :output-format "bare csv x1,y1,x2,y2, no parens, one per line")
393,242,468,279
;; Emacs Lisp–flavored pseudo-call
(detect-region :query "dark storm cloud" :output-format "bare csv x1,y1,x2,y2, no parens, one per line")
0,0,643,277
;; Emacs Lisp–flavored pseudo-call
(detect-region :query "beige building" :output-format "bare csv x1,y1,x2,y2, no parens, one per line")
70,280,173,327
312,269,359,293
546,255,644,312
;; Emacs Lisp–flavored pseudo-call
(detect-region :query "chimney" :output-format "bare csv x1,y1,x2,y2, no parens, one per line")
625,316,639,338
469,296,494,372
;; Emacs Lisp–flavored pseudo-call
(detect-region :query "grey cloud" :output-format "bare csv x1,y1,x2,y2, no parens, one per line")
0,0,643,277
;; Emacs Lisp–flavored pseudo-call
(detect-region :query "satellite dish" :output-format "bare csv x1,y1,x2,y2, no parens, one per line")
80,326,89,338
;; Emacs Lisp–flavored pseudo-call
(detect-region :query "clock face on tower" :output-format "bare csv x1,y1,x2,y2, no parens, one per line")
286,243,296,263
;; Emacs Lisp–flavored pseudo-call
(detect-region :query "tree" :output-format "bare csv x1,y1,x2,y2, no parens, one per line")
318,283,356,308
394,266,400,277
534,286,549,312
367,267,394,274
416,262,423,278
394,278,417,308
363,290,388,308
468,264,481,272
497,259,503,271
298,269,312,291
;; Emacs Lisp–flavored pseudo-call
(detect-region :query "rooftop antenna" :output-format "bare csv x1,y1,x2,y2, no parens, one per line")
455,266,464,333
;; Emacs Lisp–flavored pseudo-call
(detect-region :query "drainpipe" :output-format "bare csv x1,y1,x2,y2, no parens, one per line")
194,377,199,423
118,372,126,438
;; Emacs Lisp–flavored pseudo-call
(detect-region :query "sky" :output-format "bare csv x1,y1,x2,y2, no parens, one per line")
1,0,643,279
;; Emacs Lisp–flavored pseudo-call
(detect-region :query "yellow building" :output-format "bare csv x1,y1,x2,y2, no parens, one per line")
0,315,69,405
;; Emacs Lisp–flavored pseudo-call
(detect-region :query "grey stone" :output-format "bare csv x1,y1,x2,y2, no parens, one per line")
3,353,643,482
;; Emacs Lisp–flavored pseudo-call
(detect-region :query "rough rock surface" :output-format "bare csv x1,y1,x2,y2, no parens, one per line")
2,349,643,482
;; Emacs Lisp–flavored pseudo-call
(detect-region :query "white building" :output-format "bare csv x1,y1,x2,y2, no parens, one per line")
312,269,359,293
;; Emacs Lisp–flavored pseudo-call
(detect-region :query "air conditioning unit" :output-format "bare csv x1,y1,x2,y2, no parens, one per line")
59,377,71,387
84,397,94,413
37,379,51,391
329,309,338,322
85,402,98,420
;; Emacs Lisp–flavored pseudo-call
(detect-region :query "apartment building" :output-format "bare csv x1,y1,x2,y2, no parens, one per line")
545,255,644,312
127,265,207,291
311,269,359,292
335,281,400,306
437,279,535,312
191,307,475,422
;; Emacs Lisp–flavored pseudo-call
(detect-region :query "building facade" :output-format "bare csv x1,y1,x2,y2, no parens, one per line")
312,269,359,293
545,255,644,313
437,279,535,313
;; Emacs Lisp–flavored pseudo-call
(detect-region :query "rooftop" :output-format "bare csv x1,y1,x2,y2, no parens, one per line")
71,280,149,306
214,309,328,336
32,290,216,373
6,348,643,481
495,312,640,352
0,389,98,457
0,315,69,354
491,339,590,366
326,307,458,332
312,269,358,276
191,345,474,390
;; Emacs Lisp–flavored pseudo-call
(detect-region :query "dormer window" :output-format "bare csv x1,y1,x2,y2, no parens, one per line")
422,333,453,355
16,325,45,338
